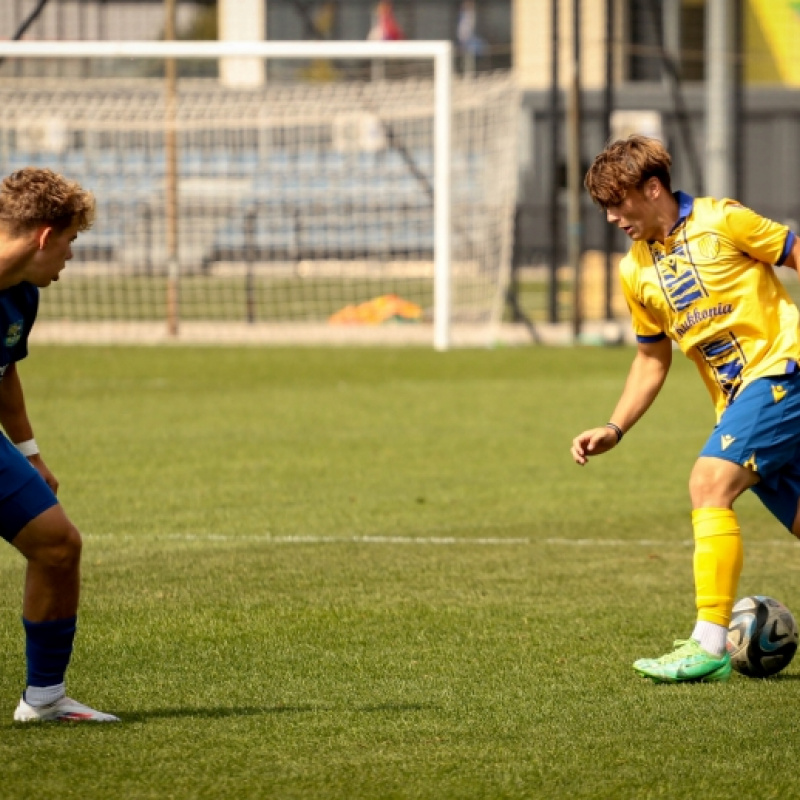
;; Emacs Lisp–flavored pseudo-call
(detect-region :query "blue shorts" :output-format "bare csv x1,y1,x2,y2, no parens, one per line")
0,435,58,543
700,370,800,531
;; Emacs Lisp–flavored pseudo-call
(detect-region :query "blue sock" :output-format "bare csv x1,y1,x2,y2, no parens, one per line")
23,616,77,690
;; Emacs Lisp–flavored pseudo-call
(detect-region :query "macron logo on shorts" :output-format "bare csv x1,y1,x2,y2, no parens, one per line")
772,385,787,403
721,435,736,450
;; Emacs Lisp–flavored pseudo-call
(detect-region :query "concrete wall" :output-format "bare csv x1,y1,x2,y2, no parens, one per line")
513,0,619,91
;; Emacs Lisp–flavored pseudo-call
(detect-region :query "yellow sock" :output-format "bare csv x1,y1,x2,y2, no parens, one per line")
692,507,743,627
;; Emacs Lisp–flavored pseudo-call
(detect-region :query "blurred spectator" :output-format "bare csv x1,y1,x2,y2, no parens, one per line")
367,1,405,41
303,1,338,81
457,1,487,58
314,1,336,39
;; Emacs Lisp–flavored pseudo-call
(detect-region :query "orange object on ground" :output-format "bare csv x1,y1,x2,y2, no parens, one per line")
329,294,422,325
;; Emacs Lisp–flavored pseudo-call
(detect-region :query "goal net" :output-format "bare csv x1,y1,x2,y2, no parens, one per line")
0,41,519,348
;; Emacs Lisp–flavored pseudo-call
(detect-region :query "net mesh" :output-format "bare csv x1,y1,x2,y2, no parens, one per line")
0,67,519,343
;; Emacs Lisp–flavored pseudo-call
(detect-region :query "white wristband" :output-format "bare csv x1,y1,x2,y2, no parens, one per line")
15,438,39,457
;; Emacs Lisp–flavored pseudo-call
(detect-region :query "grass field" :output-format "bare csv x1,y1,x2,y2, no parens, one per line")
2,345,800,799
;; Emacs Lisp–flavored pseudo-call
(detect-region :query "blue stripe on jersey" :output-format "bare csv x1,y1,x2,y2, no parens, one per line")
636,332,668,343
778,231,795,266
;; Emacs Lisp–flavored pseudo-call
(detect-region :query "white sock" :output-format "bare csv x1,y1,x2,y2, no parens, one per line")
692,621,728,657
25,682,65,707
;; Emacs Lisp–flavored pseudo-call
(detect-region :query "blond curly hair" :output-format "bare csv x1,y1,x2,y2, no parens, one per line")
0,168,95,236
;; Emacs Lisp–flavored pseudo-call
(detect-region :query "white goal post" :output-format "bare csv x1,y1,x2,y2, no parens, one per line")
0,40,519,350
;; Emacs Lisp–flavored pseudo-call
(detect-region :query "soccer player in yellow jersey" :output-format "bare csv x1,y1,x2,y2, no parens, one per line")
571,135,800,683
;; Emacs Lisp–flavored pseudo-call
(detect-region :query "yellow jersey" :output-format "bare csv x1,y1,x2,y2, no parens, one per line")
620,192,799,419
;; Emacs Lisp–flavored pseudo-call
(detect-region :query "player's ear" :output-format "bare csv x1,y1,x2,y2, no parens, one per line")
36,226,54,251
644,176,660,200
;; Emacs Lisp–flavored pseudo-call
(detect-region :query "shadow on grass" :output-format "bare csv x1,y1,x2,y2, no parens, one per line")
123,701,438,723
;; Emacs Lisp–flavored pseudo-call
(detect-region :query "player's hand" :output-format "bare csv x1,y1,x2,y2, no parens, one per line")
571,427,620,465
28,454,59,494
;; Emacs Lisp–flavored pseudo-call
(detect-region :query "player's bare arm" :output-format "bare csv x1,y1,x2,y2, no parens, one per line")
0,362,57,493
571,337,672,465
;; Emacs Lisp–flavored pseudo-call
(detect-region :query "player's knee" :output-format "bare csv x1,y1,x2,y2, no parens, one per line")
689,457,756,508
36,521,82,572
689,464,716,506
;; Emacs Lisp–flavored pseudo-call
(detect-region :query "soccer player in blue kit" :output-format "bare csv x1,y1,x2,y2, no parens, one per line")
571,135,800,683
0,168,118,721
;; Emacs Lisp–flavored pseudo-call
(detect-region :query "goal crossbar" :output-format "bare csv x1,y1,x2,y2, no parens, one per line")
0,40,454,350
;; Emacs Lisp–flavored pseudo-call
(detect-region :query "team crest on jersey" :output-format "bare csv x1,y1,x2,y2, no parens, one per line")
697,234,720,260
4,321,23,347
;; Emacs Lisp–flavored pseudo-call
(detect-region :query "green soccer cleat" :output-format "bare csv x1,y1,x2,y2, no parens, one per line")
633,638,732,684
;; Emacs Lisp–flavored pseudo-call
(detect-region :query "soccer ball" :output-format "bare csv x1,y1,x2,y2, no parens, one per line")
727,595,799,678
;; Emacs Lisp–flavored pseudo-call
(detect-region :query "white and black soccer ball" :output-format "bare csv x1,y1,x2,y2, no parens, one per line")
727,595,799,678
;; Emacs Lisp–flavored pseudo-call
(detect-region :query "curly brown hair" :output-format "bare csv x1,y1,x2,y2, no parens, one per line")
0,167,95,236
584,135,672,208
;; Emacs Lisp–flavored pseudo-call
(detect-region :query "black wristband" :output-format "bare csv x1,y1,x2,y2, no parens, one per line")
605,422,624,443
